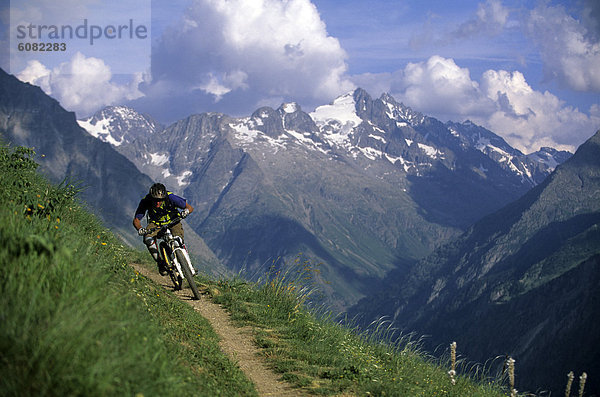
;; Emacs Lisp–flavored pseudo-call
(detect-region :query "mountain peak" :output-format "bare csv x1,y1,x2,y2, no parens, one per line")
249,106,285,138
560,128,600,168
353,87,372,100
309,91,362,131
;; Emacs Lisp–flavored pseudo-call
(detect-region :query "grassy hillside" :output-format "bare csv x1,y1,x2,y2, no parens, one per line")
0,143,256,396
0,142,512,396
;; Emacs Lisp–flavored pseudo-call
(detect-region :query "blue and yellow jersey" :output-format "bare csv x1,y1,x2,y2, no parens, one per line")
134,192,187,226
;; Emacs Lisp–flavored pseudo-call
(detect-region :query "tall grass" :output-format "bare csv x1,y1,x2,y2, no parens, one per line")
0,143,256,396
200,257,512,396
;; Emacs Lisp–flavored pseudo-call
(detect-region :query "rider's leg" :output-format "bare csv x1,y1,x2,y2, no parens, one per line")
143,223,167,275
143,235,160,261
170,223,186,248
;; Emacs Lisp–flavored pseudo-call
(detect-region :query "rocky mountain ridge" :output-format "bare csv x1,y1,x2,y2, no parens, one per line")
81,90,568,196
0,69,152,245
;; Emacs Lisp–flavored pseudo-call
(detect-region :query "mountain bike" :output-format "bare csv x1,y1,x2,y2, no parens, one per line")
143,217,201,300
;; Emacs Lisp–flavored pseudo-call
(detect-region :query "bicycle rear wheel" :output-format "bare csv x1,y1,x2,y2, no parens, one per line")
176,250,200,300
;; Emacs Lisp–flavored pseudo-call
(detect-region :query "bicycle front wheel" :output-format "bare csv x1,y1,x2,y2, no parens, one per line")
176,250,200,300
161,244,182,291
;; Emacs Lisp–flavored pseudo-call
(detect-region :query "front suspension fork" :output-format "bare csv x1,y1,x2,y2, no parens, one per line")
173,247,196,275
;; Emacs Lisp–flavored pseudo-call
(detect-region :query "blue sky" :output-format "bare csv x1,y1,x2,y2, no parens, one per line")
3,0,600,153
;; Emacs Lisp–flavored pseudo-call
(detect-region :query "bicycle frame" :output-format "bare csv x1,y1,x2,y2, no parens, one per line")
157,226,196,278
146,217,196,276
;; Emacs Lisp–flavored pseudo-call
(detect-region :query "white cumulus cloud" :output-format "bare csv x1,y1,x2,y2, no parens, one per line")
394,56,495,119
16,52,145,116
146,0,353,117
478,69,598,153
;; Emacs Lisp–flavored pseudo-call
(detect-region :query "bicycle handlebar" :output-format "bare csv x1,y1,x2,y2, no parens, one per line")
142,216,183,237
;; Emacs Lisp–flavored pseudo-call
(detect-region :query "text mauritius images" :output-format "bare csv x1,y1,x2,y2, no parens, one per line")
15,19,148,46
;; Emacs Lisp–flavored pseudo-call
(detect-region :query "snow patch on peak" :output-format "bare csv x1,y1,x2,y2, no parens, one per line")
176,170,193,187
381,96,424,126
229,121,259,144
149,152,169,166
309,92,362,150
369,134,386,143
310,92,362,128
229,121,287,151
78,105,161,149
418,143,443,159
475,136,491,152
528,150,560,171
282,103,298,113
110,105,138,119
78,118,124,146
285,129,329,154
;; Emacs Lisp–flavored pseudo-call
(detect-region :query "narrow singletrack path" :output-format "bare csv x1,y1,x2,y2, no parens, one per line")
131,263,306,397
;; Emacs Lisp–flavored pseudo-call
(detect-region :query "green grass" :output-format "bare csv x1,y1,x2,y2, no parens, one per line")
0,142,514,396
199,260,512,396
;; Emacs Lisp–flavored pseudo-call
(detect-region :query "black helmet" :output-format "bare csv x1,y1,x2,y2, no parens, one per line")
149,183,167,200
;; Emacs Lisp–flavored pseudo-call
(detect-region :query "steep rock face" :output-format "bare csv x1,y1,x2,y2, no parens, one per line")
250,106,286,138
167,111,439,310
350,130,600,394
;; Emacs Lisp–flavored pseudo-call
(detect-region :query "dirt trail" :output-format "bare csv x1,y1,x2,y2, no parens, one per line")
131,263,306,397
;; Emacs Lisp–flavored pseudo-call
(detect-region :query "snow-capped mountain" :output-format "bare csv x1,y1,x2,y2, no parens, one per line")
78,105,163,147
446,120,571,185
77,106,202,189
80,90,567,193
78,88,571,309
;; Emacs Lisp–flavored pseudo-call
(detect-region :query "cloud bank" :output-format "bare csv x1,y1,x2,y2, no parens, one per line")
355,2,600,153
144,0,353,118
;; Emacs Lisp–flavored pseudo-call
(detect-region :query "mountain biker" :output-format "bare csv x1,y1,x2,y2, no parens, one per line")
133,183,194,275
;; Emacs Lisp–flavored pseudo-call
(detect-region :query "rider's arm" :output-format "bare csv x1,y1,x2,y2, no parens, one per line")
133,198,147,231
133,216,143,231
169,194,193,214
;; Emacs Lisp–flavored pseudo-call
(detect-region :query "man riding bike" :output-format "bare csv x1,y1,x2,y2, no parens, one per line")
133,183,194,275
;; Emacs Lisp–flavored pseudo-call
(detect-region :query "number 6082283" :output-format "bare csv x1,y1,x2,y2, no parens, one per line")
17,42,67,51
